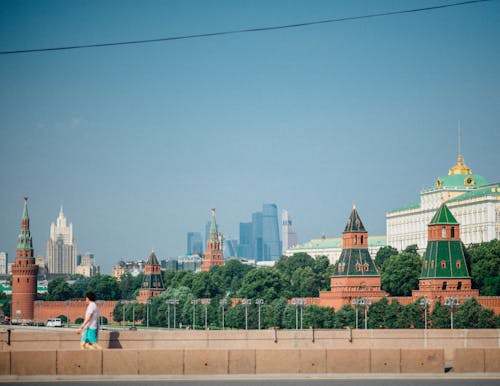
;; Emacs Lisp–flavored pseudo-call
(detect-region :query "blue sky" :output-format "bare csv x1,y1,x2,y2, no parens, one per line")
1,0,499,274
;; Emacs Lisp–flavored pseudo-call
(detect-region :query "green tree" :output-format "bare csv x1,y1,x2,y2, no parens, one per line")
89,275,121,300
430,301,450,328
313,255,335,291
375,246,398,269
238,268,289,302
367,298,389,328
381,252,421,296
334,304,355,328
48,277,73,301
467,240,500,295
455,298,497,328
303,305,335,328
119,272,139,300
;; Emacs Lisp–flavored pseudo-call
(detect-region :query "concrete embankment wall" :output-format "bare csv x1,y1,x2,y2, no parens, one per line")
1,328,499,376
0,348,499,375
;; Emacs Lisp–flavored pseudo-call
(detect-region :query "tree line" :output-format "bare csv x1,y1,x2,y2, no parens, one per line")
0,240,498,328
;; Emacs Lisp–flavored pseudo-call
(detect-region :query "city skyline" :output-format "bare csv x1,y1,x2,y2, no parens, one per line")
1,1,499,274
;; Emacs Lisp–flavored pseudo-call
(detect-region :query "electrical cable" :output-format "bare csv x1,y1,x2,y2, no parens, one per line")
0,0,491,55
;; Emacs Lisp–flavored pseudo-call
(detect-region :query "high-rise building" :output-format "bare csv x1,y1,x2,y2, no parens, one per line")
201,208,224,271
75,252,100,277
46,207,77,274
187,232,203,255
0,252,7,275
262,204,282,260
237,222,253,258
281,210,298,252
238,203,282,261
11,197,39,322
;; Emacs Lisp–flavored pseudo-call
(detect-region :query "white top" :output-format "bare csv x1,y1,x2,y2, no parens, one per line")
85,301,99,329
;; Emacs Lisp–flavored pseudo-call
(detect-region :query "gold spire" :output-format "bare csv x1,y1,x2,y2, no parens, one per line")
448,122,472,175
448,154,472,175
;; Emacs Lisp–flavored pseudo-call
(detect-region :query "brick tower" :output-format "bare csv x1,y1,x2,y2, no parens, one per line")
200,208,224,272
11,197,39,322
413,203,479,302
137,251,165,303
319,206,387,310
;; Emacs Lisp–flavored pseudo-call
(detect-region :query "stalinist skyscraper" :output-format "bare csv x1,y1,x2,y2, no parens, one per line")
46,207,77,274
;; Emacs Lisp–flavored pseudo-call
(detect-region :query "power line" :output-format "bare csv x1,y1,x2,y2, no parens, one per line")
0,0,491,55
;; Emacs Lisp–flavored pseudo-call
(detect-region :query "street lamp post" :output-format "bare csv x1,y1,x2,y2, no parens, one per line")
292,298,306,330
65,300,71,327
131,300,137,328
200,299,211,330
255,299,264,330
146,299,152,329
242,299,251,330
121,300,128,329
445,297,459,329
352,298,367,329
172,299,179,329
364,299,371,330
165,300,171,329
191,299,198,329
219,299,227,330
420,298,431,330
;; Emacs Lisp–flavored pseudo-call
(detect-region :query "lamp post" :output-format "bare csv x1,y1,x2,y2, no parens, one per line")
445,297,459,329
255,299,264,330
242,299,251,330
65,300,71,327
146,299,152,329
352,298,368,329
420,298,431,330
200,299,211,330
292,298,306,330
121,300,128,329
191,299,198,329
171,299,179,329
131,300,137,328
165,300,171,329
219,299,227,330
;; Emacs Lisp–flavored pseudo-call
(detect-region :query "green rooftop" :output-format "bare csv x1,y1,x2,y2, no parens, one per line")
446,184,500,203
429,203,459,225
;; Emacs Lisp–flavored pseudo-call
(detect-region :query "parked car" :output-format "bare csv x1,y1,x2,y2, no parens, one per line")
46,318,62,327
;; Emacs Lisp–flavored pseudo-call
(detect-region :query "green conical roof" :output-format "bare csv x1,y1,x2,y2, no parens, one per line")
146,251,160,266
420,240,470,278
209,208,219,241
333,248,379,277
429,203,458,225
17,197,34,252
344,206,367,232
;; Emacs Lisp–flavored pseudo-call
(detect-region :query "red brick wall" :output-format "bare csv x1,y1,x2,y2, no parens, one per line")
33,300,118,325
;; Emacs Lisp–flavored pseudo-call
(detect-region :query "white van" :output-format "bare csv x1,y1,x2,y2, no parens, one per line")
47,318,62,327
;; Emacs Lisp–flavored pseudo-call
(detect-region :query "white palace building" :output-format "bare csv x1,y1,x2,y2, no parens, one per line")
386,154,500,252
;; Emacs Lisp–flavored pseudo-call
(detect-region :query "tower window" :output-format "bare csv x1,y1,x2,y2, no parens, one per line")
364,263,369,271
442,281,447,290
356,263,361,271
361,235,364,244
354,235,357,245
457,281,462,290
456,261,461,269
451,226,455,238
430,261,435,268
442,226,446,238
441,261,446,269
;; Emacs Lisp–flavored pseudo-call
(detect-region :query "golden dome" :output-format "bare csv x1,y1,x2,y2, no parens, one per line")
448,155,472,175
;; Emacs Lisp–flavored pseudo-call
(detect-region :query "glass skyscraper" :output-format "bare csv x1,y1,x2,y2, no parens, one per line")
238,203,282,261
187,232,203,255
